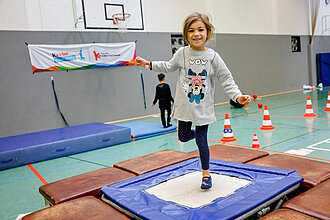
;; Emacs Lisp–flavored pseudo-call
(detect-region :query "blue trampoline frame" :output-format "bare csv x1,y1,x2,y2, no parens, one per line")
101,158,303,219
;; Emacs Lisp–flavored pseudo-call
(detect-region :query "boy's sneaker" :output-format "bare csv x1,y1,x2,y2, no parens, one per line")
201,176,212,190
167,123,173,127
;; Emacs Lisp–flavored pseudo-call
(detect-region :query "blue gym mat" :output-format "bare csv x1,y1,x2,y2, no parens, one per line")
0,122,131,170
119,121,176,140
101,158,303,219
316,53,330,86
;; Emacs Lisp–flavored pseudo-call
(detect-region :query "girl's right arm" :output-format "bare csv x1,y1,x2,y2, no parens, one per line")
136,47,183,73
136,57,150,69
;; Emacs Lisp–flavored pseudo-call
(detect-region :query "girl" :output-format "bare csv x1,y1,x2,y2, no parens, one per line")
136,12,250,189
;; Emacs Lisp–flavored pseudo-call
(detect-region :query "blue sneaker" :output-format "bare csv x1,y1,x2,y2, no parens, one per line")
201,176,212,190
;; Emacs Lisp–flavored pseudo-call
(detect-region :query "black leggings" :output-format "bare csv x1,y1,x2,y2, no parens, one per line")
178,121,209,170
160,106,171,127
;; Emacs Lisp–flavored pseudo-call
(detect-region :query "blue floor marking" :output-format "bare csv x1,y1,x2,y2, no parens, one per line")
0,174,34,184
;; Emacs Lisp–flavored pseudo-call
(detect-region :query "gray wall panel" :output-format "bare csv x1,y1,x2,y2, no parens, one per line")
0,30,328,137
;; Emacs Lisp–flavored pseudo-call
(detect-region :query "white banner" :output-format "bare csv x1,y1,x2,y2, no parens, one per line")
27,42,136,73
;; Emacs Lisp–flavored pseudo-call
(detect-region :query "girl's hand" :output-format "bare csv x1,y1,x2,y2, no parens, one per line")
136,57,147,67
237,95,251,105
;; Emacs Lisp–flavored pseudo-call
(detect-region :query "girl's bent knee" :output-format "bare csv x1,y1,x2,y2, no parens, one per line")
178,136,191,142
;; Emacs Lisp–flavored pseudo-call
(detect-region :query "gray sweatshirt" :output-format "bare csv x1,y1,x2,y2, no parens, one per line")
152,46,242,126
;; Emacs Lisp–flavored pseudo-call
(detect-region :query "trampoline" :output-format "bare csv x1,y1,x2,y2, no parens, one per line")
101,158,303,219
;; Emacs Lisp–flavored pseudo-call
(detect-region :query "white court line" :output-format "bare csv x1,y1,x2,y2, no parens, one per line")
285,148,315,156
306,138,330,152
307,146,330,152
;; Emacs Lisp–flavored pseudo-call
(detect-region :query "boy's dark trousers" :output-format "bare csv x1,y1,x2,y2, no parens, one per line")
160,106,172,128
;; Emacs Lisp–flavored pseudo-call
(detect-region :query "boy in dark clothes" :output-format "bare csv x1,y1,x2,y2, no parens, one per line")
152,73,174,128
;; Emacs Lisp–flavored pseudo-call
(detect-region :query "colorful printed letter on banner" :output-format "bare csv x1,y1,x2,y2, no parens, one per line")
27,42,136,73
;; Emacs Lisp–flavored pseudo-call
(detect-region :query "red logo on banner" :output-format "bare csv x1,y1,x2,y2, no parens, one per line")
93,51,101,61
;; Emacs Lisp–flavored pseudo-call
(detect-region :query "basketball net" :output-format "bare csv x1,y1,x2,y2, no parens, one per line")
112,13,131,32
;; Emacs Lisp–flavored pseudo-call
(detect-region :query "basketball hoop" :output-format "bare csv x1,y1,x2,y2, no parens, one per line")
112,13,131,31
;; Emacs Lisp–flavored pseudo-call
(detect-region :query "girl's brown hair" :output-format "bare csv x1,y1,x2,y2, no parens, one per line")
183,12,215,45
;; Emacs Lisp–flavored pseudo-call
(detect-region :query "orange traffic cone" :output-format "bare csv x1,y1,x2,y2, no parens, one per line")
220,113,238,142
302,96,317,118
260,105,276,130
252,133,261,149
324,92,330,111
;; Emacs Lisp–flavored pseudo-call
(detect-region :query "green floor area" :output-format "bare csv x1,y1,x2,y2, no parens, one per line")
0,88,329,220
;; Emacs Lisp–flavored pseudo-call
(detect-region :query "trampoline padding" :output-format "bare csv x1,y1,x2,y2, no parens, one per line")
22,196,130,220
113,149,197,175
282,179,330,220
39,167,136,205
0,122,131,170
102,158,303,219
119,121,176,140
259,208,318,220
247,154,330,188
187,144,269,163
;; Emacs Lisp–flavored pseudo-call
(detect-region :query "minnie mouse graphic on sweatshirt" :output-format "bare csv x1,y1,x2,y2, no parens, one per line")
151,46,242,126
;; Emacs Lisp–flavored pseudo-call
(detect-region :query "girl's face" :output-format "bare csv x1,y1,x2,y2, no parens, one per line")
187,20,208,51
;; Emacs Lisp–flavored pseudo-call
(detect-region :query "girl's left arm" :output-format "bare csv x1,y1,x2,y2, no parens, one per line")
214,54,244,102
237,95,251,105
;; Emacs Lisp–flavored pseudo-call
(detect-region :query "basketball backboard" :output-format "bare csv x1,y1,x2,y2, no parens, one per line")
82,0,144,30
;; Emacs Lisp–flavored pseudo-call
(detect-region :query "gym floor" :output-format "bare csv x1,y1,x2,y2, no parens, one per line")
0,87,329,220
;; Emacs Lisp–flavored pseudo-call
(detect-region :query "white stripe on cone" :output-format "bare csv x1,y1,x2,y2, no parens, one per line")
263,120,272,126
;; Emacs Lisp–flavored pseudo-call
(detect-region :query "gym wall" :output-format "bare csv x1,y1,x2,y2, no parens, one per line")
1,30,329,138
0,0,330,137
